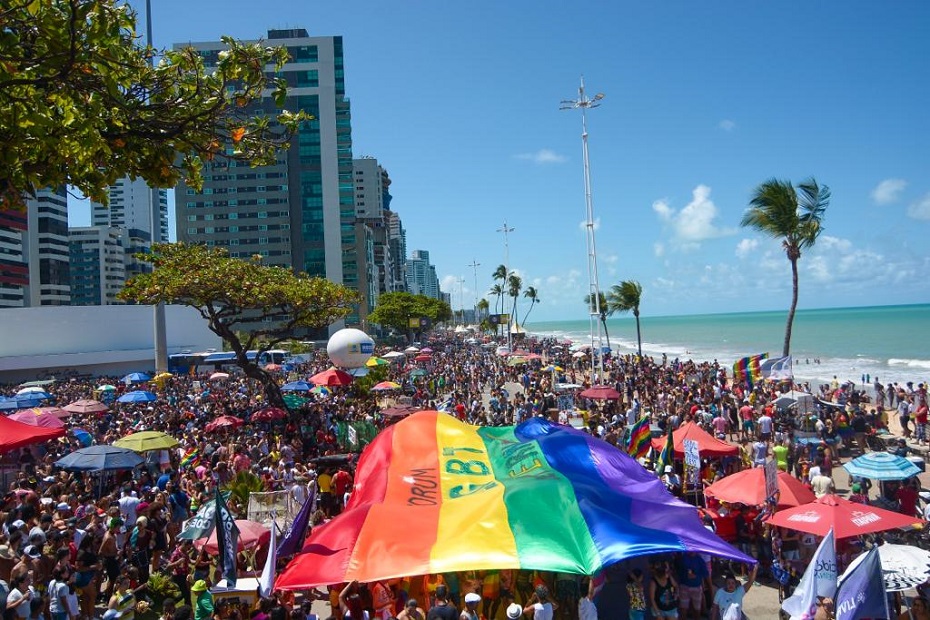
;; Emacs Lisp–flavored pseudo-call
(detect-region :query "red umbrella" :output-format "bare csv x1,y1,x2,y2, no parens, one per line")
9,409,66,429
23,406,71,419
252,407,287,421
205,415,244,433
414,354,432,362
381,404,421,418
309,368,354,387
579,385,621,400
193,519,271,553
264,363,283,371
765,493,923,538
705,469,816,508
63,399,108,415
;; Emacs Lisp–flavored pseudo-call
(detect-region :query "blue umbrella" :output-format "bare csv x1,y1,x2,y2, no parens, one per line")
843,451,921,481
0,396,44,411
122,372,152,383
281,381,313,392
116,390,157,403
54,446,144,472
71,428,94,447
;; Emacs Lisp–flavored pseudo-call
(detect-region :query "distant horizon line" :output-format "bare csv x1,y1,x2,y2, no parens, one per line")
525,301,928,326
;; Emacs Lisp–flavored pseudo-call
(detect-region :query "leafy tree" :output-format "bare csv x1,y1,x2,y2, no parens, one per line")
118,243,358,407
368,291,452,339
491,264,508,337
223,470,265,517
583,291,611,351
521,286,539,327
607,280,644,357
741,178,830,356
0,0,306,209
476,298,490,320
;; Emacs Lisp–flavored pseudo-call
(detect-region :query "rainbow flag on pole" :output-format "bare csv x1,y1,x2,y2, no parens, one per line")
179,448,200,469
626,416,652,459
275,411,752,589
732,353,768,388
655,425,675,477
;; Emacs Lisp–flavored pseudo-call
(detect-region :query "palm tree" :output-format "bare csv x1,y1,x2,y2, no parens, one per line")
507,274,522,333
607,280,644,357
741,177,830,356
521,286,539,327
582,291,611,351
476,298,490,322
489,284,504,337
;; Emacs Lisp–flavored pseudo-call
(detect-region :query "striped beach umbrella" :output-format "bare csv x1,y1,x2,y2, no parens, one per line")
842,451,921,481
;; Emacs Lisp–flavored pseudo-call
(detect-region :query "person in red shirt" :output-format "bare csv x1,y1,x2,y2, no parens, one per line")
896,479,920,517
331,468,353,514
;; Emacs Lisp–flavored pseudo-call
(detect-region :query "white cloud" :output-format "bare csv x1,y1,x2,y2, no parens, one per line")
514,149,567,164
718,119,736,132
735,238,759,259
907,193,930,220
653,242,665,258
578,217,601,232
871,178,907,205
652,185,736,250
817,235,852,252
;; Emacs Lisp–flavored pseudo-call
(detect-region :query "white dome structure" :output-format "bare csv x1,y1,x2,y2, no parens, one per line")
327,328,375,369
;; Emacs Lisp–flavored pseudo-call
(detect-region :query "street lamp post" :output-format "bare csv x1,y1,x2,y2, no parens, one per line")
459,276,466,325
467,259,481,324
561,77,606,385
496,221,515,353
146,0,168,373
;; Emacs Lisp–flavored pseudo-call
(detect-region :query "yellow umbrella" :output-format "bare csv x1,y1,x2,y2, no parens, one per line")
366,357,390,367
113,431,179,452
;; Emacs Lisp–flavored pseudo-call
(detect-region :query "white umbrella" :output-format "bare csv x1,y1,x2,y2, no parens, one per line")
403,346,420,353
210,372,230,381
382,351,405,359
840,544,930,592
16,386,49,396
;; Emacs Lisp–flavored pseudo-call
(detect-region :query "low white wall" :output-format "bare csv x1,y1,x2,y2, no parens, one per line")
0,305,222,382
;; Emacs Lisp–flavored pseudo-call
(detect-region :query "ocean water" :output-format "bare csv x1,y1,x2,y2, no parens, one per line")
526,304,930,387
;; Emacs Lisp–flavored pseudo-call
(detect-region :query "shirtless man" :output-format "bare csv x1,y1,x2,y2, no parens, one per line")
99,518,122,599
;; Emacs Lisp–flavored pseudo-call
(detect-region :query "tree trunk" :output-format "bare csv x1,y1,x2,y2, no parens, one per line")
784,257,799,357
634,310,643,358
601,317,611,352
240,359,286,409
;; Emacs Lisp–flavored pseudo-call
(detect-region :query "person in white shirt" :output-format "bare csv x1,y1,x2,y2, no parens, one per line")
523,585,558,620
577,576,597,620
118,487,141,528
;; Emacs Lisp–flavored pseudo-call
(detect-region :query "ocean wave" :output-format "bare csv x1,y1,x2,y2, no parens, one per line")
888,358,930,370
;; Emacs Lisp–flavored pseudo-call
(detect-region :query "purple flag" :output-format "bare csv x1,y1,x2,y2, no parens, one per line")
277,485,316,557
214,486,240,587
835,546,889,620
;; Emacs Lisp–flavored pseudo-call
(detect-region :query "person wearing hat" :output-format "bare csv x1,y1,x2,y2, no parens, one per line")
505,603,523,620
662,465,682,497
191,580,213,620
522,585,557,619
460,593,481,620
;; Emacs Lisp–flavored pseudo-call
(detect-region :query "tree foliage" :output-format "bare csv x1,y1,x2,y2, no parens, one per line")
607,280,643,357
741,177,830,356
0,0,307,209
583,291,611,350
368,291,452,335
118,242,359,406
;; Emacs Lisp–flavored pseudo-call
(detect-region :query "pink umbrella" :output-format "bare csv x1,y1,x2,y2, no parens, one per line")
194,519,271,553
63,400,108,415
579,385,621,400
252,407,287,421
9,409,66,429
205,415,244,433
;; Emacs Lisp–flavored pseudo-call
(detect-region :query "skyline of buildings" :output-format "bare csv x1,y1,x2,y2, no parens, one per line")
0,27,451,329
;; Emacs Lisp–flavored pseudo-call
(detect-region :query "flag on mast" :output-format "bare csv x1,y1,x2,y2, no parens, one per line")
214,486,240,587
781,528,837,620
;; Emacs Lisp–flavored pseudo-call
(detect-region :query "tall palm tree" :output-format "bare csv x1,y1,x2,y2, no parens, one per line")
582,291,611,351
489,284,504,337
476,298,490,321
507,274,522,332
741,177,830,356
607,280,644,357
491,264,508,338
521,286,539,327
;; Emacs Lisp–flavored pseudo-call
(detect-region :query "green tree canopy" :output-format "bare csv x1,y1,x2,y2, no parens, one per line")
368,291,452,335
0,0,306,209
118,243,359,406
607,280,644,357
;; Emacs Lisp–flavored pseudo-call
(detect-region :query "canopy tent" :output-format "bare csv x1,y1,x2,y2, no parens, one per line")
113,431,180,452
765,493,923,538
275,411,752,590
704,468,816,508
649,422,739,458
842,452,922,481
0,416,65,452
54,446,144,472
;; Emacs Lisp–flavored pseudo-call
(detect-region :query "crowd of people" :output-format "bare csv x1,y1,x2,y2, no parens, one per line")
0,331,927,620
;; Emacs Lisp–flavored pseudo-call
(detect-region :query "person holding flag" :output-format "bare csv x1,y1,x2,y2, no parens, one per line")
626,416,652,459
655,426,674,479
781,529,837,620
213,485,240,587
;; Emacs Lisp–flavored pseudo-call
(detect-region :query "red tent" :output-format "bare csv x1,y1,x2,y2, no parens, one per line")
705,469,816,508
649,422,738,458
0,416,65,452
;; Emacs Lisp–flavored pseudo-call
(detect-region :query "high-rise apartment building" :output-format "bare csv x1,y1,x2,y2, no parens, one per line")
175,29,353,305
68,227,127,306
0,209,28,307
92,178,168,243
387,211,407,292
406,249,441,300
24,188,70,306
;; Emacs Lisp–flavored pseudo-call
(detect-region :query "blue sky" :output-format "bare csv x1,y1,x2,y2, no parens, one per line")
70,1,930,322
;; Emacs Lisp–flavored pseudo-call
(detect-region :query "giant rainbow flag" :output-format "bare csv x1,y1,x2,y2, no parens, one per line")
275,410,752,589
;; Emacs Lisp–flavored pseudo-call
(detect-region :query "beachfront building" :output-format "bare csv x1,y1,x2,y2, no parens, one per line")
0,208,28,308
92,177,169,243
68,226,127,306
406,250,442,300
387,211,408,292
23,188,70,306
174,28,354,338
